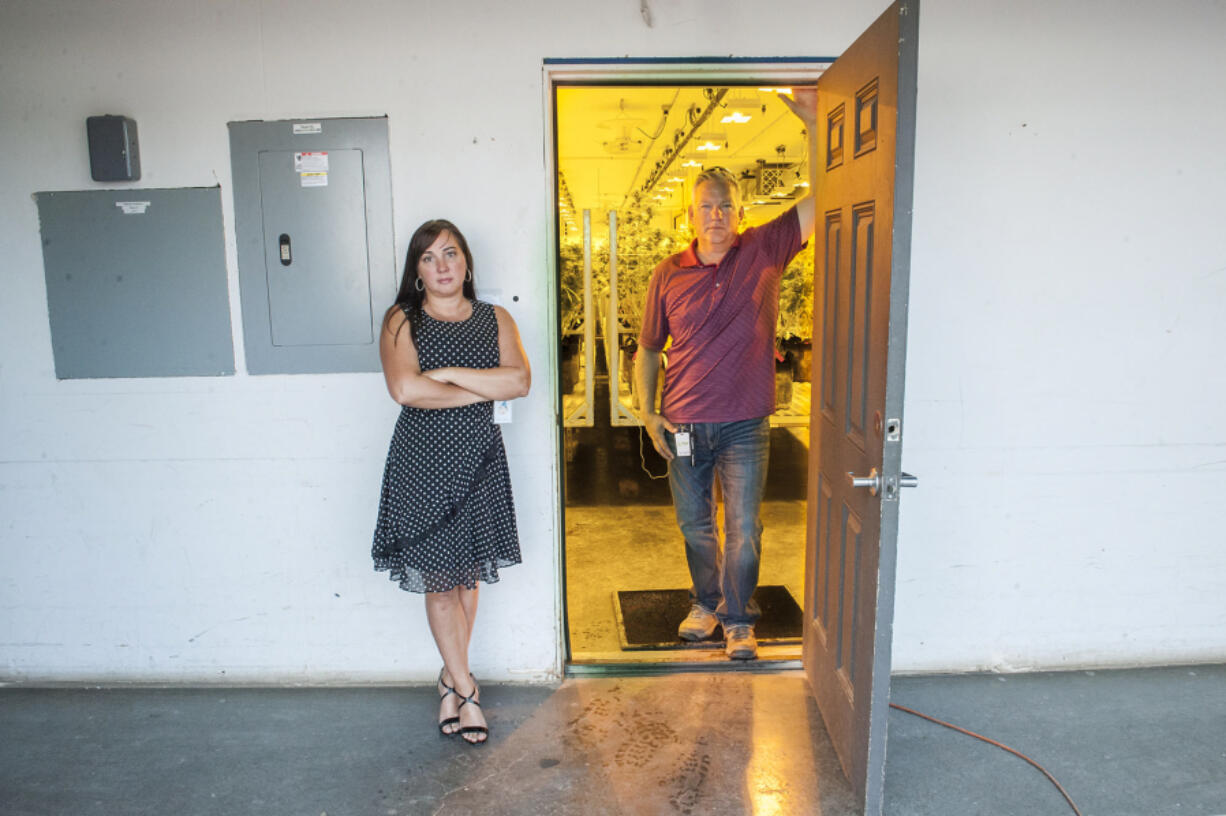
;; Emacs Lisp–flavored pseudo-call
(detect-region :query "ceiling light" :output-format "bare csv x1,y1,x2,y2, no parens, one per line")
720,112,752,124
668,176,684,183
757,87,793,94
696,141,721,151
681,159,701,168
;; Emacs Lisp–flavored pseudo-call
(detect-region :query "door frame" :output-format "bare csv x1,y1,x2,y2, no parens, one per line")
541,58,832,671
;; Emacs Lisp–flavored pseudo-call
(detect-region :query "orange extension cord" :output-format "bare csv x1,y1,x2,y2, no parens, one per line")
889,702,1083,816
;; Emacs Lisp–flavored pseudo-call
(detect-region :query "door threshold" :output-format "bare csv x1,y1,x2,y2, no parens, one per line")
566,657,802,677
566,642,803,677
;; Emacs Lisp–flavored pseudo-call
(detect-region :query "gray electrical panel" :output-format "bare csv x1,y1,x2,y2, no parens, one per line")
35,187,235,379
228,116,396,374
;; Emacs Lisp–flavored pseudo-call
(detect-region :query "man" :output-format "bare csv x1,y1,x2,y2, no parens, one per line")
635,90,817,660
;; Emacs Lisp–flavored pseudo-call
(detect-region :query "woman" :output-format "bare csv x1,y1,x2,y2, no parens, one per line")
371,219,530,745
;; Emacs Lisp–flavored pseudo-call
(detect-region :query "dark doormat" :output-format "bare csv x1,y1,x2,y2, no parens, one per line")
613,586,803,650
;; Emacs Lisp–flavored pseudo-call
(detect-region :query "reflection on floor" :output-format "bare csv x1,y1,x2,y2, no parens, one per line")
438,673,855,814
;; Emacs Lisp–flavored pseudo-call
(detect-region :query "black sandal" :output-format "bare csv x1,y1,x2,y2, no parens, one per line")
437,668,460,736
456,682,488,745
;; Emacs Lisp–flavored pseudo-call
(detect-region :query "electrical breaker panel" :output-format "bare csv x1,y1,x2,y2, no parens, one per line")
228,117,395,374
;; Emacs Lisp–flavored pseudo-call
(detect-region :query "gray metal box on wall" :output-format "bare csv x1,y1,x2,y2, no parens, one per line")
35,187,234,379
228,116,396,374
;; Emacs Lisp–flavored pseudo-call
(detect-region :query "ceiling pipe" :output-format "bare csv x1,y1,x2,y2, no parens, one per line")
623,87,730,208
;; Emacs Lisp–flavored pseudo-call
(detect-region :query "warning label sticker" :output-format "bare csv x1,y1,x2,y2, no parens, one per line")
294,151,329,172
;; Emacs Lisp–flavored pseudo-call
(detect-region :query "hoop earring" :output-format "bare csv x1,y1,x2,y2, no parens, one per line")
414,277,424,291
465,269,472,282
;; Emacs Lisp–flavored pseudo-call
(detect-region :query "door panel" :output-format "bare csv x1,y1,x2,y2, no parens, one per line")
803,2,919,813
848,202,874,448
257,148,374,347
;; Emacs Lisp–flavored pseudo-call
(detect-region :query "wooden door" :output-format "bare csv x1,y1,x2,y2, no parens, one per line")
803,2,919,813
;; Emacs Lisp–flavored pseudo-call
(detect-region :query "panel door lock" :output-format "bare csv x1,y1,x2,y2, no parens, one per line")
849,468,918,500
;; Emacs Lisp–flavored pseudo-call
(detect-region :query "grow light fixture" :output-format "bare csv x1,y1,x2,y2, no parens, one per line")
720,111,752,124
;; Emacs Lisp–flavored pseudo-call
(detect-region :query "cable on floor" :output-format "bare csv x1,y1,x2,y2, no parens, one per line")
889,702,1082,816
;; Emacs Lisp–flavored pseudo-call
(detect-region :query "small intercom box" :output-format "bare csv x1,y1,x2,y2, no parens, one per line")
86,115,140,181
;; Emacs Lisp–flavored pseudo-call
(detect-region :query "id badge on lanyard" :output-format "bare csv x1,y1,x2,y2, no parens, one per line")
674,430,692,458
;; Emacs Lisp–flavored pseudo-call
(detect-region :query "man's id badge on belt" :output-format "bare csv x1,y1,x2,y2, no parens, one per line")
674,431,692,458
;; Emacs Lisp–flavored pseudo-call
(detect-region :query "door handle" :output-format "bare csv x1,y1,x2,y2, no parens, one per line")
848,468,881,495
848,469,919,499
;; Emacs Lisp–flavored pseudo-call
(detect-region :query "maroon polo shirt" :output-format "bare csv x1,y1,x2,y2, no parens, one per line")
638,206,803,423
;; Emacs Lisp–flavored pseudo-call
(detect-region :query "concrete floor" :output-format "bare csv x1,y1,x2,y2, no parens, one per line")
3,664,1224,816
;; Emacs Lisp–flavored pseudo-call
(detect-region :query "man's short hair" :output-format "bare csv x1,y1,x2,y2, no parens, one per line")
693,166,741,203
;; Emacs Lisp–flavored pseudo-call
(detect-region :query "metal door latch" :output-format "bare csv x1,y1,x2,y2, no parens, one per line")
848,469,918,500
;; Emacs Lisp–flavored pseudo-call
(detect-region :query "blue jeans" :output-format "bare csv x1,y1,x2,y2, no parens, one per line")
667,417,770,627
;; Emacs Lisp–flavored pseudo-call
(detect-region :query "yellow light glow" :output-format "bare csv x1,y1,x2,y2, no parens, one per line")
668,176,684,183
681,159,701,168
721,111,752,124
745,681,816,816
758,87,793,94
695,141,722,152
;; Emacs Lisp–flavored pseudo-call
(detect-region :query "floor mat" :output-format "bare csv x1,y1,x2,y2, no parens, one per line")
613,586,803,650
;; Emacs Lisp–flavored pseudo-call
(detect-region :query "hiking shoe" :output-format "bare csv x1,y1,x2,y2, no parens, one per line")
725,624,758,660
678,605,719,641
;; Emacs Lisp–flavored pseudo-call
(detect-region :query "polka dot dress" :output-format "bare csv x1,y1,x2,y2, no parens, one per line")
371,299,521,593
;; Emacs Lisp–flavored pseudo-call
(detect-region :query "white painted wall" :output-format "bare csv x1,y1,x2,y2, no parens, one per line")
1,0,1223,683
896,0,1226,671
